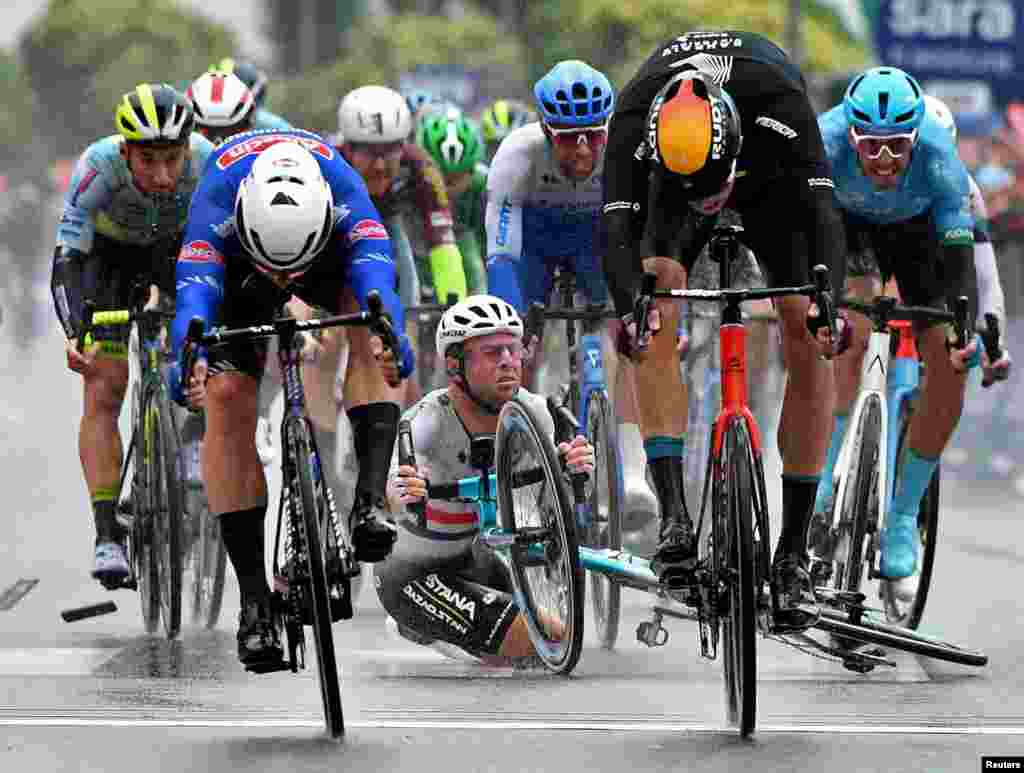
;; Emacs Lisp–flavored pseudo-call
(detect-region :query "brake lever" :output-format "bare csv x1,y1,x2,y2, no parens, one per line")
980,312,1005,388
180,316,206,413
397,419,426,528
546,396,587,504
810,264,838,359
366,290,400,358
632,272,658,352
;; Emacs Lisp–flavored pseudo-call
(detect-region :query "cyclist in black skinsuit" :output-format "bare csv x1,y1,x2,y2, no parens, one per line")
600,30,849,631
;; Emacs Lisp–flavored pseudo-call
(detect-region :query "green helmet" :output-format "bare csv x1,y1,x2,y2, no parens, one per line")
417,109,483,175
480,98,535,144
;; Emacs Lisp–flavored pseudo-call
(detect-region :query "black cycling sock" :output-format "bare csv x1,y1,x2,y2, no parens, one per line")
647,456,689,526
776,475,820,562
347,402,400,503
219,506,269,605
92,497,121,545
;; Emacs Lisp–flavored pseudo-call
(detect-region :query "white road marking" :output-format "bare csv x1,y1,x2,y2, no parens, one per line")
0,648,117,676
0,717,1022,734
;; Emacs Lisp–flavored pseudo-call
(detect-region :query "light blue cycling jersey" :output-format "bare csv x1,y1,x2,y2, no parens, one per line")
817,106,973,245
252,108,291,131
56,133,215,252
484,123,608,313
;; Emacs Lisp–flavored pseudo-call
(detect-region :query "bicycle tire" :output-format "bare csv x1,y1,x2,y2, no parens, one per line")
835,396,882,597
880,400,940,629
189,496,227,630
147,390,183,639
496,396,584,675
717,418,757,737
815,610,987,667
585,390,622,650
288,417,345,738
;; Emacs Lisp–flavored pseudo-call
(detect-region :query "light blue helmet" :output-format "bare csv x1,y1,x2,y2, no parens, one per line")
843,67,925,135
404,89,439,117
533,60,614,127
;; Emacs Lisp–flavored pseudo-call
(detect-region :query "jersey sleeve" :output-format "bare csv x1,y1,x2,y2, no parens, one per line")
484,135,531,309
752,90,847,287
326,161,405,332
170,168,233,359
55,141,118,254
407,144,457,249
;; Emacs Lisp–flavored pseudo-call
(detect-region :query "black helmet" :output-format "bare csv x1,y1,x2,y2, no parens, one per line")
646,70,743,197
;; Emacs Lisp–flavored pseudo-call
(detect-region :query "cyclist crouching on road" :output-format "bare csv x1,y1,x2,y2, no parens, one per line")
380,295,594,663
51,84,214,585
170,134,414,669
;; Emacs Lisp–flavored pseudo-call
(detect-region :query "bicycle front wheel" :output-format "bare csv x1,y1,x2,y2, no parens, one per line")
496,396,584,675
288,418,345,738
835,395,882,597
146,391,183,639
717,418,757,737
880,400,940,629
189,494,227,630
585,390,622,650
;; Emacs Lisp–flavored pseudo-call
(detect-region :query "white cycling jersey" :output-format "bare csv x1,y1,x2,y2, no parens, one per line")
387,388,553,562
485,122,604,265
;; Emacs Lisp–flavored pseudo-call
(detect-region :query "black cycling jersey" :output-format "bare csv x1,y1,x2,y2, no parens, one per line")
601,30,846,315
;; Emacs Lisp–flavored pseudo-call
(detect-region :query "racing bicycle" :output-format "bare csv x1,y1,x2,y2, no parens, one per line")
180,290,399,739
808,295,1003,630
78,289,185,639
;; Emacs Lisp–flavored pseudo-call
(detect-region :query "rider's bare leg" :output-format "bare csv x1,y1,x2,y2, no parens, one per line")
81,356,128,544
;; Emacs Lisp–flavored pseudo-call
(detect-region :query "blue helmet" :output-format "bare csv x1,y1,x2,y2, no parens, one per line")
843,67,925,135
533,60,614,127
404,89,439,117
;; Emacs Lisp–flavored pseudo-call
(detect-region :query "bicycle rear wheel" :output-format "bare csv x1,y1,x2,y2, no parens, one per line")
146,391,183,639
496,396,584,675
834,396,882,597
880,400,940,629
716,418,757,737
584,390,622,650
288,418,345,738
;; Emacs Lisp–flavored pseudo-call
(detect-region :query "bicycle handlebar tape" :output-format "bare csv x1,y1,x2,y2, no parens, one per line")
524,303,547,347
981,313,1004,388
954,296,969,350
92,310,131,327
61,600,117,622
398,419,426,528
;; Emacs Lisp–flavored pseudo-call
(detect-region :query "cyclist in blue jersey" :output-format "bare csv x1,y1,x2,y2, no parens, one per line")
51,84,213,584
209,58,291,131
815,68,994,585
485,60,658,534
170,131,413,667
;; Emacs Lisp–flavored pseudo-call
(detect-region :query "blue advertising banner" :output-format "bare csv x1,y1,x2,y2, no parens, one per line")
867,0,1022,107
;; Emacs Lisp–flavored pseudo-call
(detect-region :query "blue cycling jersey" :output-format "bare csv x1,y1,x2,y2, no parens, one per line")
170,128,407,367
817,106,973,245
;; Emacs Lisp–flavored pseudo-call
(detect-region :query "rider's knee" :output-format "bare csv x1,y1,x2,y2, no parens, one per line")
206,374,258,425
346,326,378,369
83,361,128,415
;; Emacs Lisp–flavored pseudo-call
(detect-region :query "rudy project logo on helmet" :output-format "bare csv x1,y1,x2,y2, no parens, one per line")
348,219,388,244
180,240,225,265
216,134,334,170
709,95,726,160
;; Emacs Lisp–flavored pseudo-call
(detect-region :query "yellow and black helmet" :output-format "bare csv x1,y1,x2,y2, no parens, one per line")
115,84,195,146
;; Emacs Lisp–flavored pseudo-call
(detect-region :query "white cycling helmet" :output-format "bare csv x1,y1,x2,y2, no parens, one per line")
924,94,957,142
234,141,335,276
187,72,255,128
436,294,524,359
337,85,413,144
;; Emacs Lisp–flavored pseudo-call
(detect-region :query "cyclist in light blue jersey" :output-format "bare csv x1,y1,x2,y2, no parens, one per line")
816,67,994,583
485,60,658,533
51,84,214,584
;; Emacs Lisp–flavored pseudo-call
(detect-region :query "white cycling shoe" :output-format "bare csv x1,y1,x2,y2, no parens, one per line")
91,542,130,581
384,615,482,664
255,417,276,466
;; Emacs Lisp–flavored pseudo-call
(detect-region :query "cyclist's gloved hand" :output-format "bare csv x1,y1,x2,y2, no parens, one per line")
806,306,852,358
948,333,980,373
397,333,415,379
168,361,187,407
983,340,1012,387
612,307,661,359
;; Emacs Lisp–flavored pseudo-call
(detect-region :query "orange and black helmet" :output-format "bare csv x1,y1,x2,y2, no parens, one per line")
646,70,743,196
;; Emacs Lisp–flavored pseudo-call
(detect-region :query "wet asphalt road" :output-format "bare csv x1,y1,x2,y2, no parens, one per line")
3,326,1024,772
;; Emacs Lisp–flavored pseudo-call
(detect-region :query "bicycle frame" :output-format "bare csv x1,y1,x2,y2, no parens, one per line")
884,322,920,504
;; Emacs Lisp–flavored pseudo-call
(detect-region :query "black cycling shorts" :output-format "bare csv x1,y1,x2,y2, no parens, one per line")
842,210,949,313
83,233,179,346
374,530,518,657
